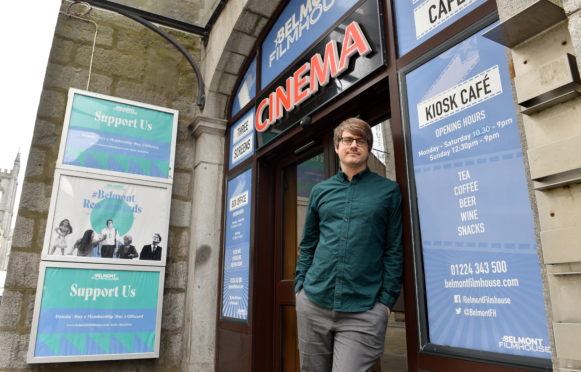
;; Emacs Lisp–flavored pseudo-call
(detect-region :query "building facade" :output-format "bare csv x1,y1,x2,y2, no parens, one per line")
1,0,580,371
0,154,20,274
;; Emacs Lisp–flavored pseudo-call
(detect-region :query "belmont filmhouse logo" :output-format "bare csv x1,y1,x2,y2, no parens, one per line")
498,335,551,354
91,273,119,281
269,0,338,67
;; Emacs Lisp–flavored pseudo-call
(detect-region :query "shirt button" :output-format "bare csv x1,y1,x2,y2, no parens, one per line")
344,218,348,222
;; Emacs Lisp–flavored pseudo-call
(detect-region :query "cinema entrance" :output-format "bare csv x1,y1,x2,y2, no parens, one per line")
215,0,552,371
257,99,404,372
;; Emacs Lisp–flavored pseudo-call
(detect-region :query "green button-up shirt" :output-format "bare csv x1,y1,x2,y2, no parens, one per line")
294,168,403,312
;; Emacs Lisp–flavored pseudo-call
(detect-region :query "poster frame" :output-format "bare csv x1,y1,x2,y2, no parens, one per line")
219,165,254,324
398,14,552,370
27,261,165,363
56,88,178,184
41,169,171,267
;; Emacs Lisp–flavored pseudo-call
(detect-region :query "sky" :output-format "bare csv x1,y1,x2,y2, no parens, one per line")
0,2,61,224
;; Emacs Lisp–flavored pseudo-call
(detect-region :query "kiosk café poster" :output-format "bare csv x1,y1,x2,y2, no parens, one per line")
43,171,169,266
61,89,177,180
28,264,163,362
404,25,550,358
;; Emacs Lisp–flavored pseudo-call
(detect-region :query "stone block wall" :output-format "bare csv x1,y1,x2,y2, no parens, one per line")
0,1,202,370
496,0,581,370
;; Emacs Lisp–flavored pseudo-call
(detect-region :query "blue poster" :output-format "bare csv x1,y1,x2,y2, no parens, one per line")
405,25,551,358
394,0,487,57
32,266,160,358
231,58,256,117
229,109,255,170
63,90,176,179
221,169,252,320
261,0,358,89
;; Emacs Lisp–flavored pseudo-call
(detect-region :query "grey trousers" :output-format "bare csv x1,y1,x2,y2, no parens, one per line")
296,291,388,372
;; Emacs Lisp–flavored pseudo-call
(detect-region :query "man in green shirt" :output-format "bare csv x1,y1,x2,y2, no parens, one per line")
295,118,403,371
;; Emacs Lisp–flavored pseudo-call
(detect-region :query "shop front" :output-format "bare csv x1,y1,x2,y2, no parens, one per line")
216,0,552,371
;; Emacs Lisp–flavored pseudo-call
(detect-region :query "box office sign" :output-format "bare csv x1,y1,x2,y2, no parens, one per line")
255,0,385,146
221,168,252,321
28,262,164,363
58,89,178,182
403,24,550,362
42,170,170,266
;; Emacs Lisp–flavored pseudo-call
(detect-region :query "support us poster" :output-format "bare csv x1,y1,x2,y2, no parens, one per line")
28,263,163,363
42,170,170,266
221,169,252,320
404,24,550,360
59,89,177,181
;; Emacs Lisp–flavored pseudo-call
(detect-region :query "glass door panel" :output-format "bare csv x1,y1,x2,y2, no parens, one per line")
280,150,325,372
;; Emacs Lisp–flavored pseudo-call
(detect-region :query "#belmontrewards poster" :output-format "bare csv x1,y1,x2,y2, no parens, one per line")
404,25,550,358
60,89,177,181
42,170,169,266
28,263,163,362
221,169,252,320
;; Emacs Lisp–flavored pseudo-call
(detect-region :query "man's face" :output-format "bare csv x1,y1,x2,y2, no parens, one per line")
107,220,113,228
123,237,131,246
334,130,370,169
152,235,160,245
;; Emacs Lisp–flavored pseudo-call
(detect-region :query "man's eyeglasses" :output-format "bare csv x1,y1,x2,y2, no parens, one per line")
340,137,368,146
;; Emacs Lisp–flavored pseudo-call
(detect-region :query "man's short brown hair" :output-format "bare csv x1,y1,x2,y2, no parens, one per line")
333,117,373,150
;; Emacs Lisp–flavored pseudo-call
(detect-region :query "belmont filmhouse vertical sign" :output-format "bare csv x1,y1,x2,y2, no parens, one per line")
404,25,551,360
221,169,252,320
29,89,177,363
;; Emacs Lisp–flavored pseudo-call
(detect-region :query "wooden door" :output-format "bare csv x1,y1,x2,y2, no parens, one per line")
274,142,332,372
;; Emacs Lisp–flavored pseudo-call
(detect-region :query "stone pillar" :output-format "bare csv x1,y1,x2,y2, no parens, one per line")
495,0,581,370
565,0,581,71
182,115,226,372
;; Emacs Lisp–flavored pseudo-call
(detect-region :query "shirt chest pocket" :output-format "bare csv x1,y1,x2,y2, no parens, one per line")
350,194,388,224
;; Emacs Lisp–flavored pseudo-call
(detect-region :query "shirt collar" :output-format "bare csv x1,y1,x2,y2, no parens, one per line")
337,168,370,183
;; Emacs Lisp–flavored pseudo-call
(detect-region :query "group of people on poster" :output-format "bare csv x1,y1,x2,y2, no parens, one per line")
49,218,162,261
